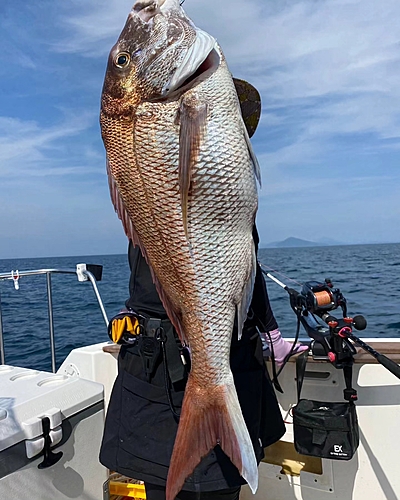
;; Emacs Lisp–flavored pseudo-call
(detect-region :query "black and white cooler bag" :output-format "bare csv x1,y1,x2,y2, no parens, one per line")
292,350,359,460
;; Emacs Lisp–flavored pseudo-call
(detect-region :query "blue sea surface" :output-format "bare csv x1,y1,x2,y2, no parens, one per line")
0,243,399,372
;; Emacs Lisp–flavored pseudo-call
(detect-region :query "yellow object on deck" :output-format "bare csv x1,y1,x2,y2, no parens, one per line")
109,480,146,498
262,440,323,476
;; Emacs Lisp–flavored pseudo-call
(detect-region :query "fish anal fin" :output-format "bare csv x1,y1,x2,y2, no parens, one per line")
178,97,208,238
166,376,258,500
243,122,261,187
237,242,257,340
154,284,188,345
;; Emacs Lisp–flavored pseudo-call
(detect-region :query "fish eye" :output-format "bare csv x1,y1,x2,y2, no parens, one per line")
114,52,131,68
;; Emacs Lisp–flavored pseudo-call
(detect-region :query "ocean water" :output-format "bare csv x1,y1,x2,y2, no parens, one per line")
0,243,399,372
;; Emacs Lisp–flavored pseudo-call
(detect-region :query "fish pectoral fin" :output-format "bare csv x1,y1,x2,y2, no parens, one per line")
178,97,208,238
166,375,258,500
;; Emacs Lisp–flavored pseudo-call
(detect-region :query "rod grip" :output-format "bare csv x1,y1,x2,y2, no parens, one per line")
376,354,400,380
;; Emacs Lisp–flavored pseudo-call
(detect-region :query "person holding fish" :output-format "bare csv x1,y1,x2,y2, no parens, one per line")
102,232,295,500
99,1,304,499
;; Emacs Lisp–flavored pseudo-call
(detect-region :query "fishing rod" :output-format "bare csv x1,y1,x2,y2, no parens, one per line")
263,268,400,381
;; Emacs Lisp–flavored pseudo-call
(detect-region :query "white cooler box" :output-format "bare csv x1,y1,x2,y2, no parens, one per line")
0,365,108,499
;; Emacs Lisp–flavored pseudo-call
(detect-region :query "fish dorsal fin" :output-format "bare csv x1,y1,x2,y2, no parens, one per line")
107,159,141,248
107,158,188,344
178,96,208,238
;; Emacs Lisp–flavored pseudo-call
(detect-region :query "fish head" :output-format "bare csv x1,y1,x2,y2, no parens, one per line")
101,0,218,117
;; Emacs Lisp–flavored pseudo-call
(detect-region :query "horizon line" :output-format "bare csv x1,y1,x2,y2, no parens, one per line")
0,240,399,262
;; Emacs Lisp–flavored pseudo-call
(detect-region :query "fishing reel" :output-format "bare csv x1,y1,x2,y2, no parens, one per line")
300,279,347,317
287,278,366,368
293,282,400,382
264,268,400,383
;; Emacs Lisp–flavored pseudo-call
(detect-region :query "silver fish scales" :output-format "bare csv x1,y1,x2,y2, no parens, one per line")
100,1,261,498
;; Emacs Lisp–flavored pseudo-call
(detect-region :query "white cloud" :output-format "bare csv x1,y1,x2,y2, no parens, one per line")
307,94,400,139
193,0,400,148
54,0,131,55
2,0,400,256
52,0,400,244
0,113,98,178
59,0,400,144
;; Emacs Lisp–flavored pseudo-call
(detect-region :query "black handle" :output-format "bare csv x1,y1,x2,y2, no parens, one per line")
38,417,63,469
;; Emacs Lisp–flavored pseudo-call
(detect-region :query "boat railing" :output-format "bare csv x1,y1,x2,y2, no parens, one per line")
0,264,109,373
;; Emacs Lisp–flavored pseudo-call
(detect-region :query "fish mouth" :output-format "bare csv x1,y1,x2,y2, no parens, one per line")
169,48,220,95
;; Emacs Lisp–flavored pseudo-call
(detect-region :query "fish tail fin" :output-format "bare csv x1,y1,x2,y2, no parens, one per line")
166,374,258,500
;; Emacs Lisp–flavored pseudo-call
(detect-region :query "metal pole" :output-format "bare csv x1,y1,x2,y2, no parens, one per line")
0,292,5,365
0,268,76,280
46,273,57,373
85,271,109,327
0,266,108,371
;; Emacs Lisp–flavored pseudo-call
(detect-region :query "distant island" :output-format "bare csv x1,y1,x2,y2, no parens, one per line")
263,237,343,248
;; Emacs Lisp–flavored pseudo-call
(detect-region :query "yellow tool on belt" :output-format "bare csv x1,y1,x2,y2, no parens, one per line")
107,474,147,499
108,312,141,344
109,480,146,498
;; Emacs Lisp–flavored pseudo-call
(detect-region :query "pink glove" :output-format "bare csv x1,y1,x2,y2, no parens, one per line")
261,328,308,367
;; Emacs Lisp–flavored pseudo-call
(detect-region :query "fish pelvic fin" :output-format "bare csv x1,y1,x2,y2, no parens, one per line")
166,374,258,500
178,96,208,239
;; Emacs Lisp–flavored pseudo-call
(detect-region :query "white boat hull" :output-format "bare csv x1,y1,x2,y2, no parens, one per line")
242,342,400,500
53,340,400,499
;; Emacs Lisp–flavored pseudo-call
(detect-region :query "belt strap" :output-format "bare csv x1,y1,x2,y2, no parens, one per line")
161,320,187,384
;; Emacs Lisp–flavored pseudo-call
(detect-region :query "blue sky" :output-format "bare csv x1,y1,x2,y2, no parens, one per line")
1,0,400,259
